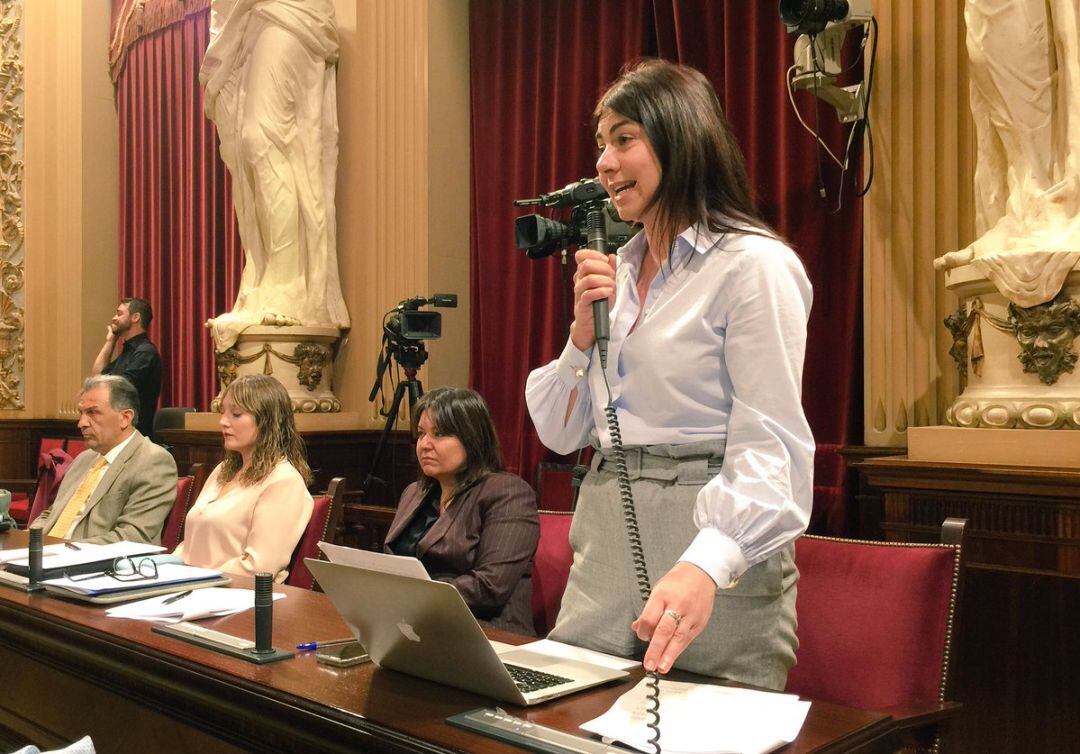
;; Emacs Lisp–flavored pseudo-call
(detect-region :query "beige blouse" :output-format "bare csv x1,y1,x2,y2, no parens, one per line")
174,460,313,583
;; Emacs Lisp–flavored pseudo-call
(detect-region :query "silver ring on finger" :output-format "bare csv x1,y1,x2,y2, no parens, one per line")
663,609,683,629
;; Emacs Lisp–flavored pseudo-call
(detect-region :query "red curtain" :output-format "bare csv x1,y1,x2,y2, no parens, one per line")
469,1,862,534
116,9,243,412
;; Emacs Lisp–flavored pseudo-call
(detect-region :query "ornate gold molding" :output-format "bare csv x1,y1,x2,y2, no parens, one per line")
0,0,23,410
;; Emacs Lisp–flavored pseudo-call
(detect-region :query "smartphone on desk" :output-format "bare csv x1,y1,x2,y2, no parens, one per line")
316,642,370,668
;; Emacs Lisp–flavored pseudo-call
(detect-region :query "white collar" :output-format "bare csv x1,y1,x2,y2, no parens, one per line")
99,431,138,465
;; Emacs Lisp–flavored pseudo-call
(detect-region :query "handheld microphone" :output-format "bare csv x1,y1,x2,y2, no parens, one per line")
584,204,610,368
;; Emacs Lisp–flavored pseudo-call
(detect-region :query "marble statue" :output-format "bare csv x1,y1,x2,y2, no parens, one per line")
938,0,1080,429
200,0,350,351
936,0,1080,307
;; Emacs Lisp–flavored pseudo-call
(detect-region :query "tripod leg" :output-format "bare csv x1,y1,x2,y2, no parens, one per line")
360,379,411,501
406,378,423,416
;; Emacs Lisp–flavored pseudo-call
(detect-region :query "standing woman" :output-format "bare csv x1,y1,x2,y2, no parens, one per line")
174,374,314,582
385,387,539,636
525,59,814,690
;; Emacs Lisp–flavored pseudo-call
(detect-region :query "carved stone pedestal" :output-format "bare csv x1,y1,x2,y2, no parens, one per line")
943,261,1080,428
211,325,343,413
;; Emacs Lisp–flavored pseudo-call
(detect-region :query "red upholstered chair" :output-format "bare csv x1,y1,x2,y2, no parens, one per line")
786,519,966,751
531,510,574,636
286,477,345,590
24,448,78,526
64,438,87,458
160,463,208,552
535,463,575,512
6,438,76,524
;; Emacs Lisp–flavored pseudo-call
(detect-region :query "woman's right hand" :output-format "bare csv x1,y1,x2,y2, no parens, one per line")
570,248,617,351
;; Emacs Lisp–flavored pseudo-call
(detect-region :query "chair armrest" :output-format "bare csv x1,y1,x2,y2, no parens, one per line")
879,700,962,732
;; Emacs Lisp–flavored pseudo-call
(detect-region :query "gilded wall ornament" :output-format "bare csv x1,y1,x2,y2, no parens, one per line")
944,305,977,391
1007,294,1080,386
292,342,330,392
211,339,336,411
214,348,241,392
0,1,23,410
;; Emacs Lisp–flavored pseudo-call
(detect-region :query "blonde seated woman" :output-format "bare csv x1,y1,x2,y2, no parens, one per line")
174,375,313,582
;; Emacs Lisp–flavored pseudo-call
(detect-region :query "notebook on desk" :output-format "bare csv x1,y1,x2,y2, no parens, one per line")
3,541,164,580
306,558,629,706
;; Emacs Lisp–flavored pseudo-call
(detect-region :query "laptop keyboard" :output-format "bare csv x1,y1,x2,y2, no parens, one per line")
503,663,574,693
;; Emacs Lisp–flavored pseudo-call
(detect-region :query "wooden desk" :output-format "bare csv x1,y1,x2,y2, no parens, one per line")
0,533,905,754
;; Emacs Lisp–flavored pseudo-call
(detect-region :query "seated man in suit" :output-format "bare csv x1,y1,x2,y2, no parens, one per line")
32,375,177,544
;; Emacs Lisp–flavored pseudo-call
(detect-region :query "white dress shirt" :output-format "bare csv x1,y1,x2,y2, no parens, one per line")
525,223,815,588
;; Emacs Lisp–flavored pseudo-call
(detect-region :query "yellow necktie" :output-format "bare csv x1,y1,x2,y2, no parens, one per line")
49,457,109,539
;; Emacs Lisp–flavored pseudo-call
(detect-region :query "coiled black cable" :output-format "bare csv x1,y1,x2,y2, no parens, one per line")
600,368,660,754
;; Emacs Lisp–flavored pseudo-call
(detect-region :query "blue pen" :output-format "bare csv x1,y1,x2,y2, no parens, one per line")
296,638,355,651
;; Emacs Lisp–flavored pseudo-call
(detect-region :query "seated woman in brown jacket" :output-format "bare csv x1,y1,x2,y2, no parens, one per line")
385,387,539,635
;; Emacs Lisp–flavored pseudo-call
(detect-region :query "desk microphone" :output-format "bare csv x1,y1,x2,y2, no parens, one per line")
254,572,274,655
28,528,42,588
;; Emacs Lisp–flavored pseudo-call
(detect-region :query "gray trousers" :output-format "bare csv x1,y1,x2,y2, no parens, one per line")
549,442,798,690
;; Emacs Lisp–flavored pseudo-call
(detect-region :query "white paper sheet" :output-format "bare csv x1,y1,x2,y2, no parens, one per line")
317,541,430,580
580,678,811,754
0,543,71,564
7,540,164,570
105,587,285,623
509,639,641,671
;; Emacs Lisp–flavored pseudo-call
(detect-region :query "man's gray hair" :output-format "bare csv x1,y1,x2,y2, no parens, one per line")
82,375,140,423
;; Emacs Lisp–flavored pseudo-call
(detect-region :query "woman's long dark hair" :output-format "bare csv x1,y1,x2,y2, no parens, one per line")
413,387,504,503
595,58,777,250
218,374,312,486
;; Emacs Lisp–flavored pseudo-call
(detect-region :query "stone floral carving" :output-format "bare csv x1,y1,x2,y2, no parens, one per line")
1008,294,1080,385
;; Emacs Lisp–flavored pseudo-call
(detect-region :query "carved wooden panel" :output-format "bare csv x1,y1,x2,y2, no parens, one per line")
0,0,24,409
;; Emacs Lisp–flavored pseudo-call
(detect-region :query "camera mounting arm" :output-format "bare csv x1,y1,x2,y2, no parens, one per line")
782,0,873,124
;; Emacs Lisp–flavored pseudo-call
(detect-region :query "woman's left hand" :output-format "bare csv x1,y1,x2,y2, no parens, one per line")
631,562,716,673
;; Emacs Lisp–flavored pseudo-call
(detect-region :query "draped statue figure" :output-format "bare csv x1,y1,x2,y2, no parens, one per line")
201,0,350,351
936,0,1080,306
937,0,1080,430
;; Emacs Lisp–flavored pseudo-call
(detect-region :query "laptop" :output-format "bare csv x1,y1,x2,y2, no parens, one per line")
305,558,629,705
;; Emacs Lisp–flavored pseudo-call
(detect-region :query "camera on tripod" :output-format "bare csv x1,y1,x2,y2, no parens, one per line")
384,293,457,343
361,293,457,502
369,293,457,402
513,178,635,259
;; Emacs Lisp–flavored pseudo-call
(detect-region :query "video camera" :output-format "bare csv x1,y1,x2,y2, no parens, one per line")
384,293,457,343
369,294,457,403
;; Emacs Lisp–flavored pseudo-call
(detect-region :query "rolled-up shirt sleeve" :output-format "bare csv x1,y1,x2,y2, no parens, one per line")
679,247,815,588
525,337,595,455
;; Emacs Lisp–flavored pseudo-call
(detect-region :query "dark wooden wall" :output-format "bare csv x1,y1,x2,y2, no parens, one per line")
0,421,415,553
160,427,418,553
0,420,81,480
857,457,1080,754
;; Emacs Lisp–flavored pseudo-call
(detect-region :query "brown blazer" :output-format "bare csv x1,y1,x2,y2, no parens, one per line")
385,472,540,636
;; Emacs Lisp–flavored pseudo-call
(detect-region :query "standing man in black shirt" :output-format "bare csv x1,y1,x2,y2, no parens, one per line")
91,297,162,439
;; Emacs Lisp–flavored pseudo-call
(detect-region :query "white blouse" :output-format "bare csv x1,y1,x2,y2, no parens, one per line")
174,460,313,583
525,224,815,589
